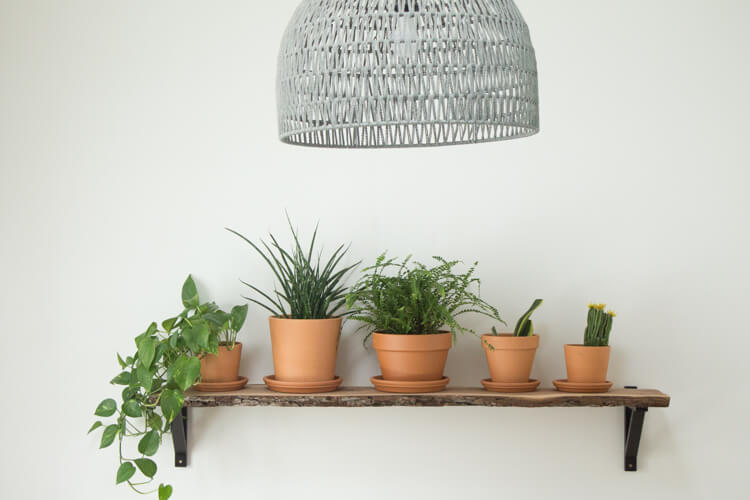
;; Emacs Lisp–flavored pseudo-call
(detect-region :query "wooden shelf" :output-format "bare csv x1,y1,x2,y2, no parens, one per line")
183,385,670,408
172,385,670,471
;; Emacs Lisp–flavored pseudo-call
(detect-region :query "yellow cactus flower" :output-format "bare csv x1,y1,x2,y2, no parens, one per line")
607,310,616,317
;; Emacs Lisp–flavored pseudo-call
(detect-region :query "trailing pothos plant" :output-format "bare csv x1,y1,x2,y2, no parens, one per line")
345,253,505,343
89,275,247,500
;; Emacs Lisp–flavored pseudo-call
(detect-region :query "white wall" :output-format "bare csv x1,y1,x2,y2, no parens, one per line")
1,0,748,498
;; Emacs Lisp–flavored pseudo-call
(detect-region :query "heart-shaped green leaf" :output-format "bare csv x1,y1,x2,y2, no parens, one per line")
182,322,209,353
159,484,173,500
230,304,248,331
136,362,155,392
87,421,103,434
94,398,117,417
138,338,157,369
181,275,199,309
100,424,119,448
122,399,142,418
170,356,202,392
160,389,184,424
134,458,157,478
122,386,137,401
148,413,163,432
161,316,178,332
116,462,136,484
138,430,160,456
110,371,131,385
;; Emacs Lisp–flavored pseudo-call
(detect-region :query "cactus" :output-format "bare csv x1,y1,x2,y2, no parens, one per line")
513,299,543,337
584,303,616,346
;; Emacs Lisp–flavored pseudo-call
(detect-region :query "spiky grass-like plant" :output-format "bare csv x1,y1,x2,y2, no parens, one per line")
345,253,504,344
584,303,616,346
227,218,359,319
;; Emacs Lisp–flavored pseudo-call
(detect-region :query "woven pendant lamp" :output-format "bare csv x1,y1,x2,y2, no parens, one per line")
277,0,539,148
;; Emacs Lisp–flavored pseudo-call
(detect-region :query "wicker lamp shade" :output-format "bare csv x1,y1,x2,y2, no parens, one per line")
277,0,539,148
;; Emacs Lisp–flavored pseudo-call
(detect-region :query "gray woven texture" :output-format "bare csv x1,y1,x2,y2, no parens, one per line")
277,0,539,148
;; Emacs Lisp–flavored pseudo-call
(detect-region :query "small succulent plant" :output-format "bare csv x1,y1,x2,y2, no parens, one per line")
584,303,616,346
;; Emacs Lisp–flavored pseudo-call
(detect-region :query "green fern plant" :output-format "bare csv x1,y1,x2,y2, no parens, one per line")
584,303,616,346
227,217,358,319
345,253,504,343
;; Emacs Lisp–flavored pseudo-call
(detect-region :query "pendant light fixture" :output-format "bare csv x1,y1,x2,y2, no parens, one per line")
277,0,539,148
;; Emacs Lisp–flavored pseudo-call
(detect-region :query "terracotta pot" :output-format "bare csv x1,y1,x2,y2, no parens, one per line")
269,317,341,382
564,344,611,383
482,334,539,383
372,332,452,381
200,343,242,383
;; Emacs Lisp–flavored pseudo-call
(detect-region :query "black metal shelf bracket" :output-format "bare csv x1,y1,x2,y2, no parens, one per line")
624,386,647,471
171,406,188,468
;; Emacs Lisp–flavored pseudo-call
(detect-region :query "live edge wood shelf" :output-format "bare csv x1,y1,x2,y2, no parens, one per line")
171,385,670,472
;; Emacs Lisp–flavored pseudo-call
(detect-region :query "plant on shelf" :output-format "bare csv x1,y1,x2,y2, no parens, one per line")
198,302,249,387
562,303,617,389
227,216,359,393
89,275,247,500
489,298,543,340
583,303,615,346
482,299,544,392
203,305,248,350
345,253,503,392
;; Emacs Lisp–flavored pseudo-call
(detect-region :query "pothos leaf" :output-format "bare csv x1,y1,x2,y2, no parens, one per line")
122,399,142,418
138,430,160,456
134,458,157,478
181,275,199,308
160,388,184,424
136,361,155,392
110,371,131,385
137,337,157,369
116,462,136,484
94,399,117,417
170,356,202,392
100,424,119,448
159,484,173,500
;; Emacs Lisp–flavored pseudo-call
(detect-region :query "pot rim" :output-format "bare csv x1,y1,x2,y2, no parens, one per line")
481,333,539,338
268,316,342,322
564,343,611,349
373,331,451,336
482,333,539,351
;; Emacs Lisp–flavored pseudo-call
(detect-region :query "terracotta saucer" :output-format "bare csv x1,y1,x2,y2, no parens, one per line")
263,375,342,394
553,379,613,393
193,376,248,392
481,378,540,393
370,376,450,393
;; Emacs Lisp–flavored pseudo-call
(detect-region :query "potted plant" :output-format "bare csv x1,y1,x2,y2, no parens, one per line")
554,303,616,393
195,302,248,391
227,218,358,393
481,299,543,392
346,253,503,393
89,275,246,500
